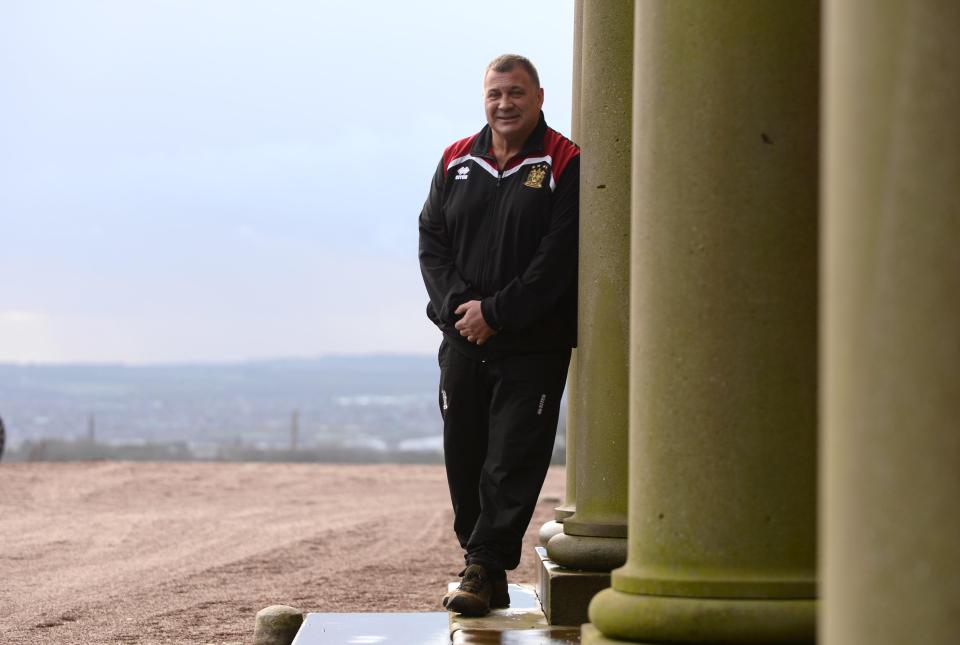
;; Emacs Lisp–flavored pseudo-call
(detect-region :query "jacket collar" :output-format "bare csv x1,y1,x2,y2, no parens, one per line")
471,111,548,163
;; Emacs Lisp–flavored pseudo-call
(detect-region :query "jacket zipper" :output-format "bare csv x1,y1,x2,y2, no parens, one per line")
477,147,533,291
474,151,527,349
475,159,504,294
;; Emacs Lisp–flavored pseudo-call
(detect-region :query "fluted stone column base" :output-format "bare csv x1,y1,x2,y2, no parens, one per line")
538,520,565,547
546,532,627,573
587,588,815,644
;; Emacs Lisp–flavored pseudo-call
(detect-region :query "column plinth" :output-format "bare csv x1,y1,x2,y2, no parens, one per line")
587,1,820,642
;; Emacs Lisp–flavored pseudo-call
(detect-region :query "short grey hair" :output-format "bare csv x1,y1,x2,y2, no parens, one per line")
486,54,541,88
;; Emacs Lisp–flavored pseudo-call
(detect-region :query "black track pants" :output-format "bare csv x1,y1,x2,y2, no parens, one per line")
437,338,570,571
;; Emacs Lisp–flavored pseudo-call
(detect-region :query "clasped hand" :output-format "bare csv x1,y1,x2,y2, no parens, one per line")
454,300,496,346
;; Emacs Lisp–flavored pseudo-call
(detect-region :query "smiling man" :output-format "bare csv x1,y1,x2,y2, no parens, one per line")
418,54,580,617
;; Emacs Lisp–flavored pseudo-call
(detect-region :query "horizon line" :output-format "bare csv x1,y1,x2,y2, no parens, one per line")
0,351,437,369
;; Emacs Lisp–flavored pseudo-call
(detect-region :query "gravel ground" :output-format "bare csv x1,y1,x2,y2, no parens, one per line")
0,462,564,644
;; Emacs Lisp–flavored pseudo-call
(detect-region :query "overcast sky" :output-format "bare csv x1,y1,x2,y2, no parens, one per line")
0,1,574,363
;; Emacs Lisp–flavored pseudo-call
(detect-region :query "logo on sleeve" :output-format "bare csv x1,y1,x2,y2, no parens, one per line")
455,165,470,181
523,164,547,189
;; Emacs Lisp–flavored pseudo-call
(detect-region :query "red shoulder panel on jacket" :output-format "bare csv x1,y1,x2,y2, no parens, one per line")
442,133,481,170
543,128,580,180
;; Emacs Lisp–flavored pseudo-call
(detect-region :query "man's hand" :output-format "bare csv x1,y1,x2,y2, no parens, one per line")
454,300,496,345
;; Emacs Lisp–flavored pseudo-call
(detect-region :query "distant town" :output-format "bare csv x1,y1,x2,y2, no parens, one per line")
0,356,566,464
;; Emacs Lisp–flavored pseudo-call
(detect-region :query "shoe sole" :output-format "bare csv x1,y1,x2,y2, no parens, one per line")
444,597,509,611
445,593,489,617
442,589,508,610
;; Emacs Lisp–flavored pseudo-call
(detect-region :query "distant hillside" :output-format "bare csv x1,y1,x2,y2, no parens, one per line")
0,355,440,454
0,355,567,463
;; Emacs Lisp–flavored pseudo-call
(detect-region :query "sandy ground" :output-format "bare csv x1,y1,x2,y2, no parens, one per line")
0,462,564,644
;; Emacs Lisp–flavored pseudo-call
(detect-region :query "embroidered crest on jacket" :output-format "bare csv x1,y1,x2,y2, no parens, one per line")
523,164,547,189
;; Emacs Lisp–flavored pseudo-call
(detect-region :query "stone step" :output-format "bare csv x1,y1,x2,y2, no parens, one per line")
292,612,449,644
292,584,580,644
453,627,581,643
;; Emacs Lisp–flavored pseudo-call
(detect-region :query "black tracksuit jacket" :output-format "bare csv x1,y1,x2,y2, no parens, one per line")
419,113,580,360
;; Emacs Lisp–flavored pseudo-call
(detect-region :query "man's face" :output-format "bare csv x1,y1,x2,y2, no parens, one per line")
483,67,544,145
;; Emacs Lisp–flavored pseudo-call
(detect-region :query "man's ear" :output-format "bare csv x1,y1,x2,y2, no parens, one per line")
537,87,545,109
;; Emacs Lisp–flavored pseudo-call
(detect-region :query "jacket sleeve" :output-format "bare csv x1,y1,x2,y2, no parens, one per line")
418,159,480,325
481,155,579,332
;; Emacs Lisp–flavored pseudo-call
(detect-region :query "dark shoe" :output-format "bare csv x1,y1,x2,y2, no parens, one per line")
442,564,508,616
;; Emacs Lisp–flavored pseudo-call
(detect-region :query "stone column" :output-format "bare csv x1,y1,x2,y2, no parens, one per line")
547,0,633,571
585,2,820,643
822,2,960,644
545,0,632,573
541,0,584,547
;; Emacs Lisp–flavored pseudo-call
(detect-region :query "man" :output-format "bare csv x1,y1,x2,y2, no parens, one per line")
418,54,579,617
